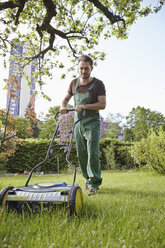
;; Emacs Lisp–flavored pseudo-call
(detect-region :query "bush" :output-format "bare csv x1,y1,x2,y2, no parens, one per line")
100,138,135,169
103,144,118,170
130,129,165,174
3,138,135,173
5,138,78,173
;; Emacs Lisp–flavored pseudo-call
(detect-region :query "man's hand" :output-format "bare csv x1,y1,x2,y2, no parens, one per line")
75,105,85,112
60,107,68,114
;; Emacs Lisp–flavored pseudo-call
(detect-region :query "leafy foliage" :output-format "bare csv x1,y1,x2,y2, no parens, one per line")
124,106,165,141
0,76,38,160
25,102,40,138
103,144,117,170
100,138,135,169
39,105,68,139
0,0,164,91
104,113,124,139
1,137,135,173
15,116,34,139
4,138,77,173
130,128,165,174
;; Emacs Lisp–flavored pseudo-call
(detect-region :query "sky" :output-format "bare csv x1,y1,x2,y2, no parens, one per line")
0,6,165,120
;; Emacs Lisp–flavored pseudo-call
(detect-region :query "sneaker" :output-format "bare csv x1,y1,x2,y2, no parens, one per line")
84,183,88,190
87,187,97,196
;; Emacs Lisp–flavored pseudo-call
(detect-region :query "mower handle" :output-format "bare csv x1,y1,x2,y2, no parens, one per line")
54,108,75,123
25,108,86,187
54,108,86,123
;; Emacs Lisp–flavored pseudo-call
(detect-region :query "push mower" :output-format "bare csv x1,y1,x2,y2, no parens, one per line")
0,109,84,215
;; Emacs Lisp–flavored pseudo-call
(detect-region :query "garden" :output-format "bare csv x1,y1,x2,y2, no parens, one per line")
1,1,165,247
1,106,165,248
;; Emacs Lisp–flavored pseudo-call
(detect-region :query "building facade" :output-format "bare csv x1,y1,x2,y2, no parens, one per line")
6,43,35,117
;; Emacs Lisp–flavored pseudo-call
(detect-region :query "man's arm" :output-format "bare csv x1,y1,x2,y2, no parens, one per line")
60,93,72,114
76,95,106,112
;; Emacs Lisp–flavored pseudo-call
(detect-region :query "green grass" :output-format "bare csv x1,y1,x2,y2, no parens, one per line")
0,170,165,248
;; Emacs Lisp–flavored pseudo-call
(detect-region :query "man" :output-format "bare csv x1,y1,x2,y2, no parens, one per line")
60,55,106,195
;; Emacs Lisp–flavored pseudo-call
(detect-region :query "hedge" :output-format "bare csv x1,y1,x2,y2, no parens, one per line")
100,138,135,169
130,129,165,174
1,138,135,173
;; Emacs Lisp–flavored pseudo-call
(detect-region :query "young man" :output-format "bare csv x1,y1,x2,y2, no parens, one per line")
60,55,106,195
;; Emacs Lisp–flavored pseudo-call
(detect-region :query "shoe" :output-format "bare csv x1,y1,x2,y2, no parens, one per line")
87,187,97,196
84,183,88,190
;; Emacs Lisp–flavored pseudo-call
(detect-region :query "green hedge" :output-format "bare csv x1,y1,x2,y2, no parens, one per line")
4,139,78,173
2,138,135,173
100,138,135,169
130,129,165,174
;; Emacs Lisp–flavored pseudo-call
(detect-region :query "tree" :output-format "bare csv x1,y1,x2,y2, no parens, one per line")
104,113,124,139
124,106,165,141
0,0,164,91
25,102,39,138
38,105,70,139
0,75,33,159
15,116,33,138
130,128,165,174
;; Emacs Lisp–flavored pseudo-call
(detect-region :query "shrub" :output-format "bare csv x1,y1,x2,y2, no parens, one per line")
130,129,165,174
103,144,117,170
100,138,135,169
5,138,78,173
3,138,135,173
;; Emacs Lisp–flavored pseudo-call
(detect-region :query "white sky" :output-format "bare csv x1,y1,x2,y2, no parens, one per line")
0,7,165,119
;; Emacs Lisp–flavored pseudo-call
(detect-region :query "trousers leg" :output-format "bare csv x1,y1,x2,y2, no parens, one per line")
75,124,89,184
85,121,102,189
75,120,102,189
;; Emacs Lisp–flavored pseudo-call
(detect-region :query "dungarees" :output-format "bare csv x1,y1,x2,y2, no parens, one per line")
74,78,102,189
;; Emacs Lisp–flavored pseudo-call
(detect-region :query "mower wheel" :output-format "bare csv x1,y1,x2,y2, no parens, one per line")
69,186,83,215
0,186,14,208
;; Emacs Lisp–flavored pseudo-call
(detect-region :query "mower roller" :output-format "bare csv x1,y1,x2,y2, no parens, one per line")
0,109,84,215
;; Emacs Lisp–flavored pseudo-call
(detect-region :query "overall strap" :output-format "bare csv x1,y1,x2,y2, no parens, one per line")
88,78,98,91
74,78,80,92
74,77,98,93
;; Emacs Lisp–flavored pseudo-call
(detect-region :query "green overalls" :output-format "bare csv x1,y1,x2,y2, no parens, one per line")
74,78,102,189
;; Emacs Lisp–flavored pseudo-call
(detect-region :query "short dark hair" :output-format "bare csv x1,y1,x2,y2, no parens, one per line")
78,55,93,67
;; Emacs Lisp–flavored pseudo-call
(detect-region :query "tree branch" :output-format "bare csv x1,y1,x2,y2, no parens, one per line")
43,0,57,16
15,0,27,25
0,1,20,10
87,0,126,27
0,0,28,25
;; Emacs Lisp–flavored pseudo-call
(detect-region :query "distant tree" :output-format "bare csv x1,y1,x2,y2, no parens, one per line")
124,106,165,141
104,113,124,139
0,75,32,159
0,0,164,92
15,116,33,139
130,128,165,174
38,105,67,139
25,102,39,138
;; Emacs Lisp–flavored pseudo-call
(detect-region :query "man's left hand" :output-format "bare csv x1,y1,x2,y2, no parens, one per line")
75,105,85,112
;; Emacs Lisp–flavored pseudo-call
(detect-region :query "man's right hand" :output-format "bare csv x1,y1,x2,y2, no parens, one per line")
59,107,68,114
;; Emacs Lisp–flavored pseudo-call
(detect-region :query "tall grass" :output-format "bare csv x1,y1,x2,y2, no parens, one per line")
0,170,165,248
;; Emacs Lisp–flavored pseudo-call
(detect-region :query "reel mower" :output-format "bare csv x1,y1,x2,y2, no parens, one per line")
0,109,84,215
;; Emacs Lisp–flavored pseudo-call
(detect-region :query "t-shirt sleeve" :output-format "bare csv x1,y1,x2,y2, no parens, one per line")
67,79,76,96
96,80,106,96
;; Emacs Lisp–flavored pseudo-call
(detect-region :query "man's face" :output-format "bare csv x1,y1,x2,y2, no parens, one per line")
78,61,93,79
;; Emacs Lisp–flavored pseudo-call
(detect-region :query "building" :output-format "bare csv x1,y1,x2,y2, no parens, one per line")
6,43,35,117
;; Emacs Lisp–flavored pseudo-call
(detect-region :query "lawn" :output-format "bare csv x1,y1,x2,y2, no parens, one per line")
0,170,165,248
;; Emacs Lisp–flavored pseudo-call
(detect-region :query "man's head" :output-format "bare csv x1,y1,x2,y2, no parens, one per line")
78,55,93,67
78,55,93,80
